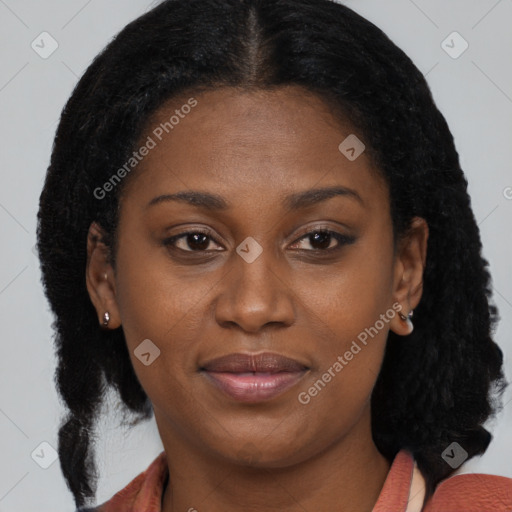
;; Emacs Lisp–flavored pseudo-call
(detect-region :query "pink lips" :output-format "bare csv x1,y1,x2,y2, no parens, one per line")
200,352,309,403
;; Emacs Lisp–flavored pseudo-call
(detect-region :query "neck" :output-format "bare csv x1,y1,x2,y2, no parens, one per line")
159,408,390,512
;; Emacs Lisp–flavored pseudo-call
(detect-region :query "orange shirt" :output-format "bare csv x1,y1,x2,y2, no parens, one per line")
78,450,512,511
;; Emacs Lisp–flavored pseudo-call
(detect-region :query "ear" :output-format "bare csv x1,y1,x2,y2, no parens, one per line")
389,216,429,337
85,221,122,329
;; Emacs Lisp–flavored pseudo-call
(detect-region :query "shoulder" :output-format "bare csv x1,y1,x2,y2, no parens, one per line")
424,472,512,512
73,451,168,512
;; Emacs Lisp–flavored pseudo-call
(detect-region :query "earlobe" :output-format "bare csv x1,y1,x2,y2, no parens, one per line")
397,309,414,335
390,303,415,337
85,222,122,329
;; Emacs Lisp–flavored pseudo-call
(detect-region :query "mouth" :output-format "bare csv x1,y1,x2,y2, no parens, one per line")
199,352,310,403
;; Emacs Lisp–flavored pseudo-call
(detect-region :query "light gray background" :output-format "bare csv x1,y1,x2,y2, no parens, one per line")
0,1,511,511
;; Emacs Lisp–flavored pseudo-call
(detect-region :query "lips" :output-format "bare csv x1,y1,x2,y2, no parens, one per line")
200,352,309,402
201,352,308,373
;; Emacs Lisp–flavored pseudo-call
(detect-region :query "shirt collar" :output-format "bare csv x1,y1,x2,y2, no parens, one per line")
100,449,417,512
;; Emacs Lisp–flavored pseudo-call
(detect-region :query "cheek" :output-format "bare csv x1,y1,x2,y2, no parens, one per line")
113,261,205,421
309,242,394,338
294,297,389,448
112,239,211,396
294,241,394,415
114,235,203,341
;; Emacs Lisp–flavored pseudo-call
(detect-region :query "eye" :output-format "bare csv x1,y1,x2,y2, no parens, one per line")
163,230,223,252
289,229,356,252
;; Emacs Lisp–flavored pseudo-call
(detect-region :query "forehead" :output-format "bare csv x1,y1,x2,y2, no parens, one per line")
120,85,388,212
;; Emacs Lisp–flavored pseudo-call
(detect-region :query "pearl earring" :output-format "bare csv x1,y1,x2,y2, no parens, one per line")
398,309,414,334
103,311,110,326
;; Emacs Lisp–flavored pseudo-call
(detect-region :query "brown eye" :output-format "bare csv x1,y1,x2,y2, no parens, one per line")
290,229,356,252
163,231,223,252
307,231,333,250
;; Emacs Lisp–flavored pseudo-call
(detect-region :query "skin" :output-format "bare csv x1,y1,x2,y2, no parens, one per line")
86,85,428,512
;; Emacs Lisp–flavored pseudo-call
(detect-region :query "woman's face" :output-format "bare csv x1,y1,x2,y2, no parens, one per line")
87,85,427,467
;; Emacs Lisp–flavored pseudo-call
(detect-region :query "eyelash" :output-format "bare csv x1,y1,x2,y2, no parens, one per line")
162,227,356,255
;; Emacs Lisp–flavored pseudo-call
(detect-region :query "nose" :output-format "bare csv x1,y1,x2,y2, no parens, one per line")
214,249,296,333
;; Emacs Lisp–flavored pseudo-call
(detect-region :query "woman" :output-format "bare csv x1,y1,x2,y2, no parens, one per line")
36,0,511,511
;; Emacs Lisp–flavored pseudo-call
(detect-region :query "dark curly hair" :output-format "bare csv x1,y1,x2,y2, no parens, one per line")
36,0,507,508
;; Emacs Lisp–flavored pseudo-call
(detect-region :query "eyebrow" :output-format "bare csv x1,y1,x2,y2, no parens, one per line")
146,185,364,211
